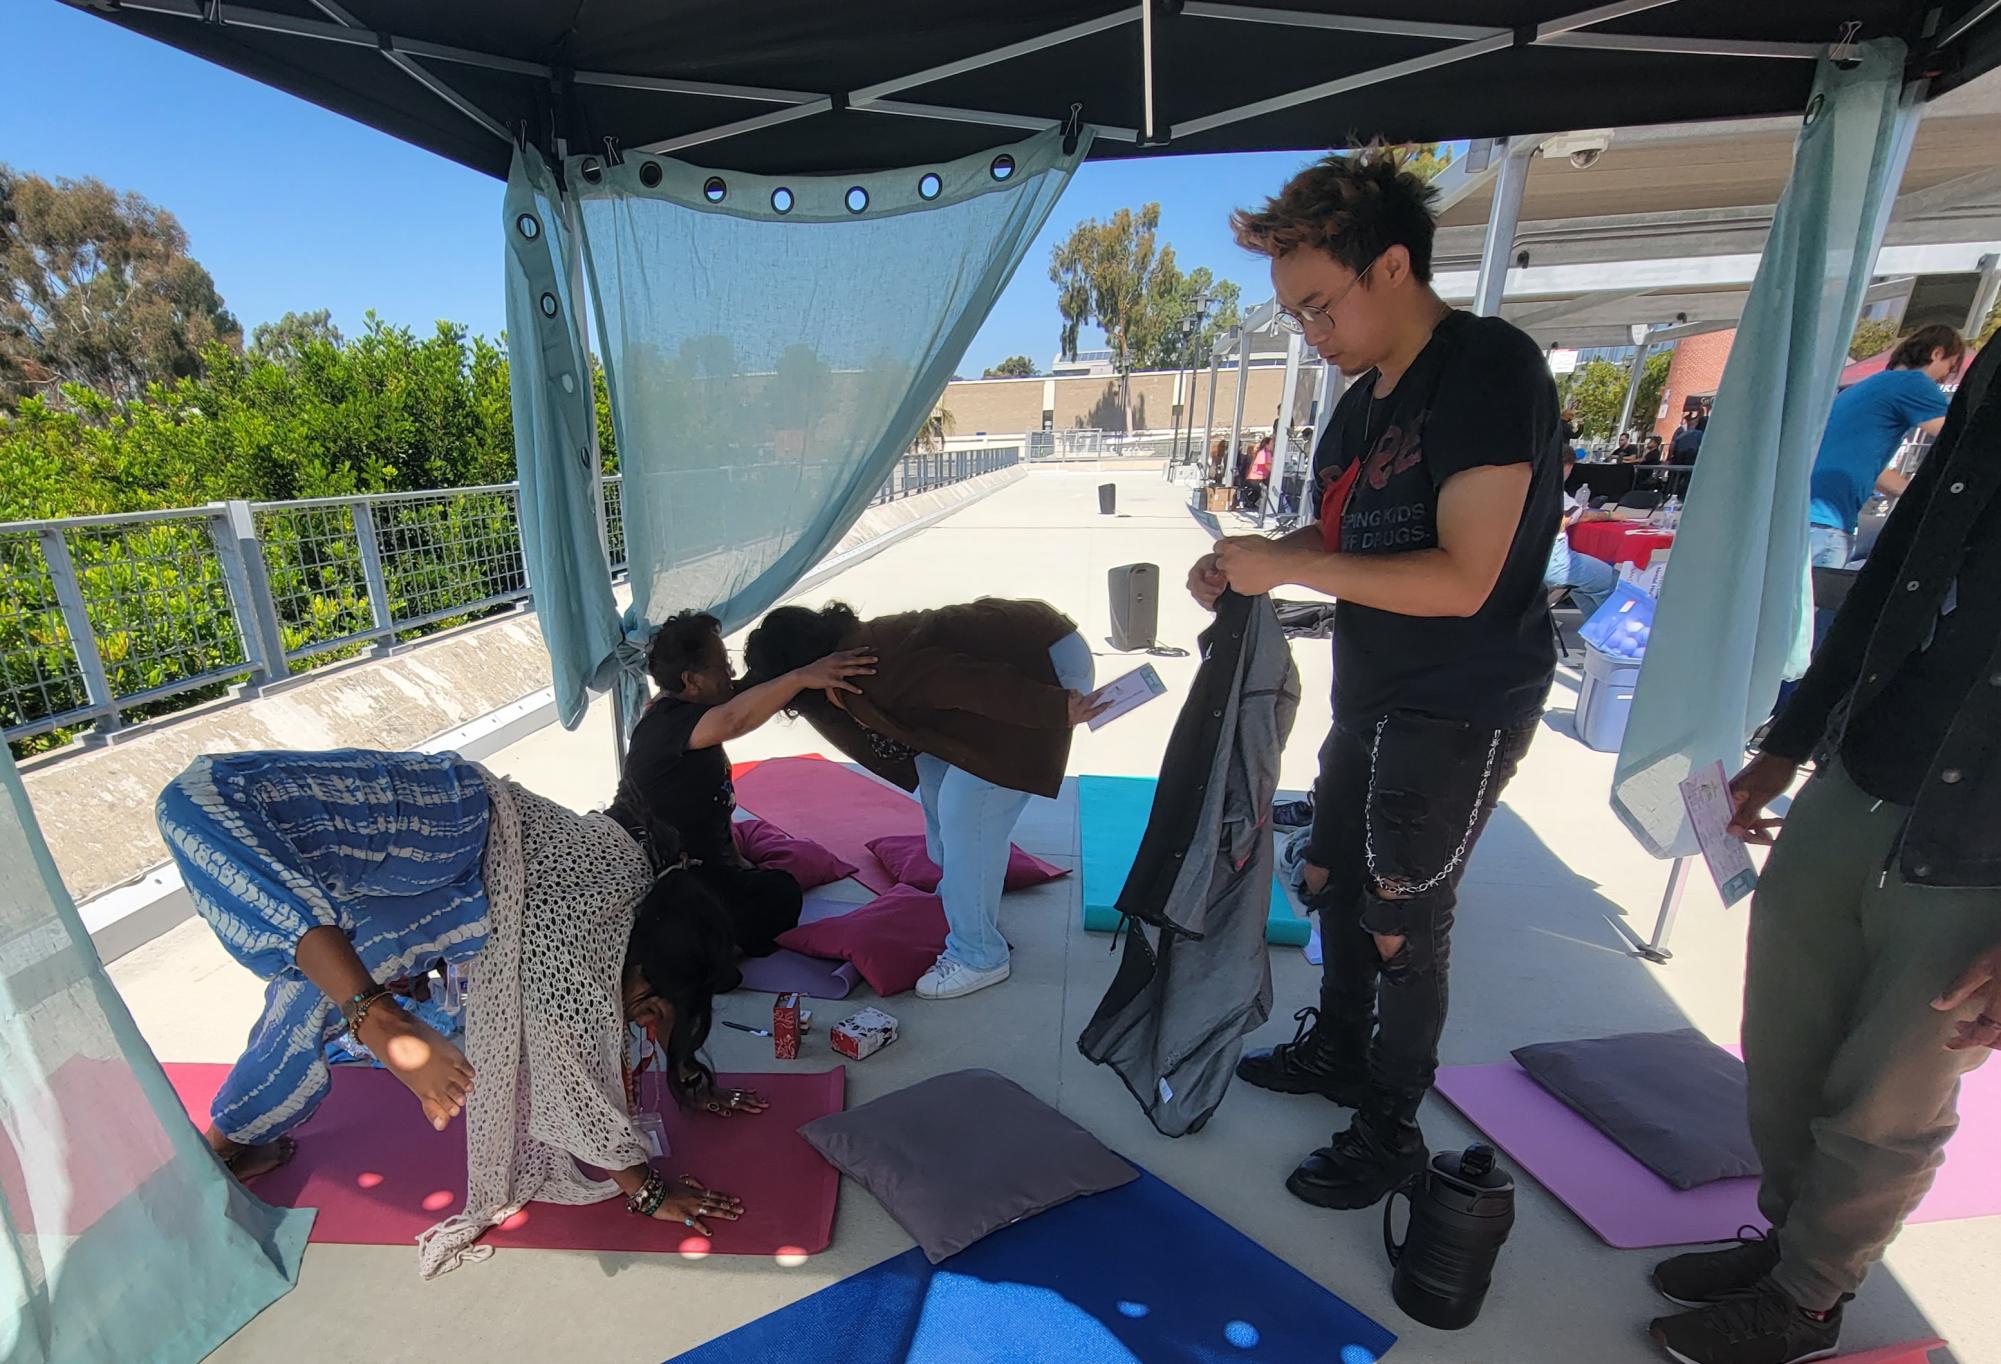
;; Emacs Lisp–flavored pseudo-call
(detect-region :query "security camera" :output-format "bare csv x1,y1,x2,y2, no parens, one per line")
1541,129,1613,169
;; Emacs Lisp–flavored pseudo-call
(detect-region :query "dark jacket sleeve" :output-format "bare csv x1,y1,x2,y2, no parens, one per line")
1760,407,1948,762
868,646,1073,730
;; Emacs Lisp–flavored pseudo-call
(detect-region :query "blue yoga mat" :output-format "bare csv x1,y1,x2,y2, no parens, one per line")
665,1170,1395,1364
1079,774,1310,947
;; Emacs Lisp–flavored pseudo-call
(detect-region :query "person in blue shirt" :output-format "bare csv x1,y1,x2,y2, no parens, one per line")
1806,324,1964,567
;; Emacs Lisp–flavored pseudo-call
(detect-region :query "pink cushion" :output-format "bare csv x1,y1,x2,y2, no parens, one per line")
731,818,858,890
866,834,1069,894
775,886,946,996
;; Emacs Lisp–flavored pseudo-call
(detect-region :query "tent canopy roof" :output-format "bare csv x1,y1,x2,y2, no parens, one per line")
65,0,2001,178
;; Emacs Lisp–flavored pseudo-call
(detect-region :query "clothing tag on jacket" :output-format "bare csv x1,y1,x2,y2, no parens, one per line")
1157,1077,1174,1104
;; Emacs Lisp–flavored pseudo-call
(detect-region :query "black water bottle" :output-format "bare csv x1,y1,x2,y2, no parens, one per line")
1383,1143,1515,1330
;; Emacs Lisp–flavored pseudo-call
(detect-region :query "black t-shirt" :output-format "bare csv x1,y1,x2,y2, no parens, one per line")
1311,310,1563,724
614,697,736,864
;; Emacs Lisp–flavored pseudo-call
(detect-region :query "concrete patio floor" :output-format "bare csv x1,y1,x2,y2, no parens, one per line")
105,468,1994,1363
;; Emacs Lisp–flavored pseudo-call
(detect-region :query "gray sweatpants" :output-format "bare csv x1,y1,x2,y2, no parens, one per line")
1744,762,1998,1311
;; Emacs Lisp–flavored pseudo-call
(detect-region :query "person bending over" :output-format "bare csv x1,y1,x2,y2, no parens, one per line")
744,598,1104,1001
1190,149,1561,1212
609,610,875,957
158,749,758,1277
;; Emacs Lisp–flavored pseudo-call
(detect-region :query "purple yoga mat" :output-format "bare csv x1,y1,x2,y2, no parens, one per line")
737,950,859,1000
1434,1057,2001,1250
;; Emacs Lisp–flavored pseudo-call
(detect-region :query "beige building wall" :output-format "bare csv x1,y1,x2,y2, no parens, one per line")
941,364,1315,438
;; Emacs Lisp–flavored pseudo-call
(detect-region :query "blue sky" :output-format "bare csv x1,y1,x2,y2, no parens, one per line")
4,3,1324,376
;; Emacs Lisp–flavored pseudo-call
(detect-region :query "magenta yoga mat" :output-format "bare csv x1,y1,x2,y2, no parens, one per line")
1434,1058,2001,1250
169,1063,844,1257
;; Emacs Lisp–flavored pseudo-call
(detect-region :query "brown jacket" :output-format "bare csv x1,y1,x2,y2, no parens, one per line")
797,598,1079,798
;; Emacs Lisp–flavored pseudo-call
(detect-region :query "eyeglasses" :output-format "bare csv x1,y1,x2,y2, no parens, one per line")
1275,256,1379,335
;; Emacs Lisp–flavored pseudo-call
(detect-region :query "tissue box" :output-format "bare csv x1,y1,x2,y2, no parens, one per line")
830,1007,899,1061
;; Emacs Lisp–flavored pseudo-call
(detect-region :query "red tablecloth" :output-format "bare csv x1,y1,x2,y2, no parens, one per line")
1568,521,1674,568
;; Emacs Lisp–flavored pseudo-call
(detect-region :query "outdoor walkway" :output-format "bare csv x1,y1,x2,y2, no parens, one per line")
106,468,1994,1363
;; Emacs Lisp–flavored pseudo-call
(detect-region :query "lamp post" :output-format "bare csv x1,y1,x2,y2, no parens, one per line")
1176,290,1213,468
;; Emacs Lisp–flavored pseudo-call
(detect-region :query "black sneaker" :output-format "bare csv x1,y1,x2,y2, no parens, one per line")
1648,1279,1841,1364
1272,797,1315,828
1653,1227,1780,1307
1236,1007,1369,1106
1284,1111,1427,1211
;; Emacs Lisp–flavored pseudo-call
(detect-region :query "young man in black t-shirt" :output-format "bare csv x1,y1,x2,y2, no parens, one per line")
609,611,875,956
1190,150,1562,1211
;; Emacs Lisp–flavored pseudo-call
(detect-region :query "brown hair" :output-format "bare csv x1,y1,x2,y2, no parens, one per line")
1229,148,1440,281
1887,324,1967,374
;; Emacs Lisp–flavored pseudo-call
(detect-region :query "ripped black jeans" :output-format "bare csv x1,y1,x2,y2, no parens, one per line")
1305,709,1539,1115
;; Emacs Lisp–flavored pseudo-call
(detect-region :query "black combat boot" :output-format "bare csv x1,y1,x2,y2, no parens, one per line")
1235,1006,1370,1105
1284,1095,1427,1211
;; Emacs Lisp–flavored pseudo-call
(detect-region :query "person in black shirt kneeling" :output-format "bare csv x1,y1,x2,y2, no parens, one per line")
609,611,875,957
1190,148,1561,1213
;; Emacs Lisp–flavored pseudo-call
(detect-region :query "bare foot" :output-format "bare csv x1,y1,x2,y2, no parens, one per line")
207,1127,298,1182
357,1002,476,1131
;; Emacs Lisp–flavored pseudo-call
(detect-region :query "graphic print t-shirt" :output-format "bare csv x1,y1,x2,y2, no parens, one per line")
1311,310,1563,724
615,697,736,865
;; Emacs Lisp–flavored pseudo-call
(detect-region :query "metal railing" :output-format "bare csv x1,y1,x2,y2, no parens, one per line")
869,444,1017,504
4,446,1012,748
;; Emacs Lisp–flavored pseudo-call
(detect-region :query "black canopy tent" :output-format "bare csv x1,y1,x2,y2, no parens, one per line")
61,1,2001,178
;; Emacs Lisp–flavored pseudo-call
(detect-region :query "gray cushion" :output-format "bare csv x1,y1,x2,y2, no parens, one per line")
798,1068,1137,1262
1512,1029,1760,1190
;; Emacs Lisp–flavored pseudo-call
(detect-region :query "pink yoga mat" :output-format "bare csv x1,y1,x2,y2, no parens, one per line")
1434,1058,2000,1250
733,755,1058,895
1826,1340,1947,1364
169,1063,844,1257
734,756,920,893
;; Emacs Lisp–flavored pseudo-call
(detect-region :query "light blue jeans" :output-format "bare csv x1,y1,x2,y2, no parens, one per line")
1809,524,1854,569
1544,536,1621,622
916,632,1094,971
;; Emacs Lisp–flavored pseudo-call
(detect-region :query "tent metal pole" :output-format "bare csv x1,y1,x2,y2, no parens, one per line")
1964,252,2001,335
849,8,1142,105
1180,3,1504,41
1260,329,1304,529
1171,32,1510,139
295,0,511,141
1227,329,1252,494
1941,0,2001,49
1637,856,1691,963
1535,0,1679,40
854,99,1139,141
639,99,835,155
1472,137,1534,317
1613,336,1653,437
1537,32,1821,58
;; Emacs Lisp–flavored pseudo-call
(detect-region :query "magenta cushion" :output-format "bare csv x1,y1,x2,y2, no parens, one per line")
866,834,1069,894
731,818,858,890
775,886,946,996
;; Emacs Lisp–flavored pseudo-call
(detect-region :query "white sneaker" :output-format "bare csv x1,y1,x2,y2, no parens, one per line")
915,955,1010,1000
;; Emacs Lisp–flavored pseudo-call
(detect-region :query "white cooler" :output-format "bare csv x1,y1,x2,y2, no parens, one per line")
1576,644,1642,752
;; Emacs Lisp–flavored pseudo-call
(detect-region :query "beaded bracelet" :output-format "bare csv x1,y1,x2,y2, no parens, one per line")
625,1168,668,1218
342,985,394,1041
